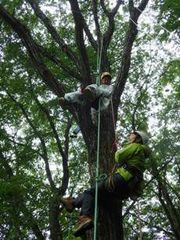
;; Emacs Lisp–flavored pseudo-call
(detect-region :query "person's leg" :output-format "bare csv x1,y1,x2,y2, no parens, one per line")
107,173,129,199
79,188,95,216
59,91,85,109
73,188,94,236
64,91,83,104
73,181,109,237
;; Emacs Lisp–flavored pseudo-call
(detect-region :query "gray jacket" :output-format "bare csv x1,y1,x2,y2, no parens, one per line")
64,84,114,111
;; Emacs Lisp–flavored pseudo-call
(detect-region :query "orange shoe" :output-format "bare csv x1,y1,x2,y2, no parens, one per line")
73,215,93,237
61,196,74,213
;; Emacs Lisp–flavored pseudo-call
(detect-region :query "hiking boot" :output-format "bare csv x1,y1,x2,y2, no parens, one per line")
59,97,69,109
81,88,96,102
73,215,93,237
61,196,74,213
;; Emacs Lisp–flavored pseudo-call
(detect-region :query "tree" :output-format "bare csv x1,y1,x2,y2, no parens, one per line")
0,0,179,239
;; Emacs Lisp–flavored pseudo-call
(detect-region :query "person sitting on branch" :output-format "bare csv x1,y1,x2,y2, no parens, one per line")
61,130,151,237
59,72,113,111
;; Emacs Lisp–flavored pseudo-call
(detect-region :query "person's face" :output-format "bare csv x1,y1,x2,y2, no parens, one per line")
128,133,137,143
101,76,111,85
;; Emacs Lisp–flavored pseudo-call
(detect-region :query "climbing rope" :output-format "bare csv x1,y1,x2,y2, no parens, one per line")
93,37,103,240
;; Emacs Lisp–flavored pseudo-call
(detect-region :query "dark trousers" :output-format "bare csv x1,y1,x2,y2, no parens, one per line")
73,173,129,217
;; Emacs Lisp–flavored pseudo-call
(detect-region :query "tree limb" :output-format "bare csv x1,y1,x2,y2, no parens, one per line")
131,83,146,130
123,156,174,219
113,0,149,121
92,0,101,45
0,4,65,97
28,80,70,195
0,150,45,239
26,0,80,68
68,0,92,86
36,43,82,81
0,150,14,178
5,90,57,192
100,0,123,71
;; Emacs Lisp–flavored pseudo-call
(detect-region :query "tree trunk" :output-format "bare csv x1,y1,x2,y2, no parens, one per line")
49,196,63,240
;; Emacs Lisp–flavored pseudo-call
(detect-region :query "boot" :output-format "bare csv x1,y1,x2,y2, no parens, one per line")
59,97,69,109
73,215,93,237
81,88,96,102
61,196,74,213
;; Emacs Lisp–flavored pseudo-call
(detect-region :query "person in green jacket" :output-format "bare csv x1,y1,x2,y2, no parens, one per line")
61,130,151,237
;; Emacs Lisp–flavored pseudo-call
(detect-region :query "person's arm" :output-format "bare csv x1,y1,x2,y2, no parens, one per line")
115,144,139,164
99,85,113,98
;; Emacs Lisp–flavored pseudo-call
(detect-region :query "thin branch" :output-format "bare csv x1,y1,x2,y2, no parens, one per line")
131,212,175,237
0,5,65,97
131,83,146,130
0,150,14,178
68,0,92,86
92,0,101,44
5,90,56,192
123,156,174,218
26,0,80,68
101,0,123,52
113,0,149,121
0,150,45,239
36,43,82,81
28,80,70,195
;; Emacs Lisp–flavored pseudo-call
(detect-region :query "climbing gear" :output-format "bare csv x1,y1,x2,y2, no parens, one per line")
101,72,111,81
74,215,93,237
135,131,149,144
61,196,75,213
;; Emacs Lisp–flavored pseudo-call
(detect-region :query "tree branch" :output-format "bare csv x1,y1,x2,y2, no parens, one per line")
113,0,149,121
0,150,45,239
68,0,92,86
123,156,174,219
36,43,82,81
131,212,175,237
5,90,57,192
0,150,14,178
131,83,146,130
99,0,123,71
28,80,70,196
92,0,101,45
26,0,80,68
0,5,65,97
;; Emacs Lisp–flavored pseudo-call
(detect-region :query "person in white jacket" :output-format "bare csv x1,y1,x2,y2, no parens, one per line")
59,72,113,111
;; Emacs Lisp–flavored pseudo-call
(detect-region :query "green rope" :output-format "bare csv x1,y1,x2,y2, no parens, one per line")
93,37,103,240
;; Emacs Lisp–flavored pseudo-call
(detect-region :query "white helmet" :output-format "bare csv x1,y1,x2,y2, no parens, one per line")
135,131,149,144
